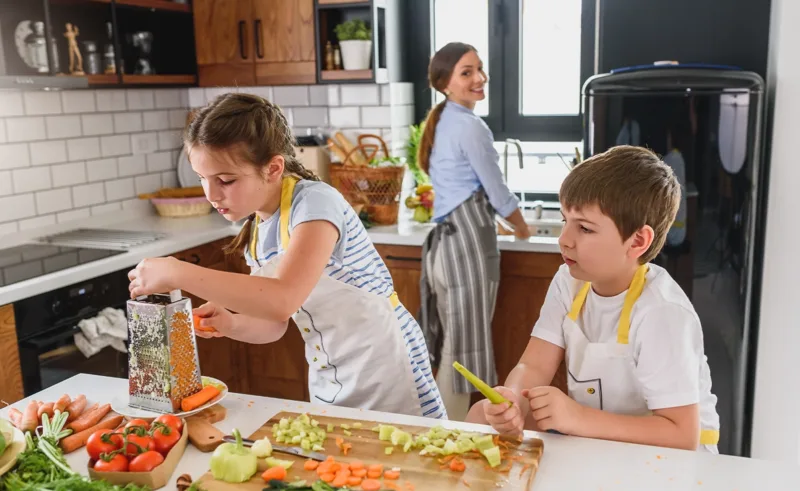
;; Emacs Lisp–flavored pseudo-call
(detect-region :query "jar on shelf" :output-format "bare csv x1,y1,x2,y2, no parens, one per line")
25,21,49,73
83,41,102,75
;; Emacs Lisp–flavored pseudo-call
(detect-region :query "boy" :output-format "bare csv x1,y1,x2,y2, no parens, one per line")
466,145,720,452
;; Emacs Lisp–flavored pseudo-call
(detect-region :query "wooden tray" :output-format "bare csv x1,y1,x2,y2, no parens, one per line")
196,412,543,490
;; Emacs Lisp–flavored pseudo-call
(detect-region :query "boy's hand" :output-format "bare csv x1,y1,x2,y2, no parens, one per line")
524,386,585,435
483,386,524,436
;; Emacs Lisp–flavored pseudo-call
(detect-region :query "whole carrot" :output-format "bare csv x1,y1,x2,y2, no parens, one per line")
65,394,87,423
37,402,55,419
60,414,123,454
20,400,39,432
180,385,220,412
67,403,110,432
54,394,71,413
8,408,22,429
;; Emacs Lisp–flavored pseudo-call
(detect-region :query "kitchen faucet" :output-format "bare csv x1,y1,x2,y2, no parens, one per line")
502,138,524,183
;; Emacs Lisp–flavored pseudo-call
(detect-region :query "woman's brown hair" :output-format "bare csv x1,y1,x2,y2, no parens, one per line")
184,92,319,255
417,42,477,174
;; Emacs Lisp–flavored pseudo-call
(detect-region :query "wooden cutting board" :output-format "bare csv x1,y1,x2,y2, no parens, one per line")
186,404,227,452
196,412,543,490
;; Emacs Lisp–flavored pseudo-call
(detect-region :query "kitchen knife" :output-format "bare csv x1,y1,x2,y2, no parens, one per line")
222,435,327,461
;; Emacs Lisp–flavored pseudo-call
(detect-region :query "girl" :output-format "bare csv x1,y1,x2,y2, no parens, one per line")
418,42,531,420
128,93,446,419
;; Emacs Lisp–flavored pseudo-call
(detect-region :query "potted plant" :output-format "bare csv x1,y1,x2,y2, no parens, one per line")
334,19,372,70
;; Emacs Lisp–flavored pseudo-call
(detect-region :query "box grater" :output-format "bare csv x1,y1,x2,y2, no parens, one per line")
127,292,203,413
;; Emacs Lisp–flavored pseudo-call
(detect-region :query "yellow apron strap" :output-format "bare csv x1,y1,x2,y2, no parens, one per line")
389,292,400,308
699,429,720,445
249,214,260,263
616,264,648,345
568,282,592,321
279,177,298,251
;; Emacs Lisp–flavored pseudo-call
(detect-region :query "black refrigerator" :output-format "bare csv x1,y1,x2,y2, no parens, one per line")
582,65,767,457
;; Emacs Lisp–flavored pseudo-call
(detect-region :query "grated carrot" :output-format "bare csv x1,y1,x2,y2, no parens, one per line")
519,464,531,478
384,482,401,491
462,478,471,488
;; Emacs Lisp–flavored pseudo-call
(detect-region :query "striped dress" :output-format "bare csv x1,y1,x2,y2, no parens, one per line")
245,179,447,419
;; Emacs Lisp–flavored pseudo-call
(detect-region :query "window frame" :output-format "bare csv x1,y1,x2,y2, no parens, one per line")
407,0,597,143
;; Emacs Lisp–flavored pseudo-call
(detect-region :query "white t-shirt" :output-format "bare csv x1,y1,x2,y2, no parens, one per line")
532,264,719,426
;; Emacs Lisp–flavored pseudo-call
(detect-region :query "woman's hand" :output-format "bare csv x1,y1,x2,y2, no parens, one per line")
505,209,532,240
127,257,182,298
193,302,234,339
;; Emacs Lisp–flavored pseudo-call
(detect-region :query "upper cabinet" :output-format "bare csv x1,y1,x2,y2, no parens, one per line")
194,0,316,87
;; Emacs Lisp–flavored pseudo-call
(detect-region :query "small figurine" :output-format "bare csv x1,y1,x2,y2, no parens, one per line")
64,23,84,75
325,41,334,71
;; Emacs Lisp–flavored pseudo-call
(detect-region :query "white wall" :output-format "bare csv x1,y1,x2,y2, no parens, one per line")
750,0,800,463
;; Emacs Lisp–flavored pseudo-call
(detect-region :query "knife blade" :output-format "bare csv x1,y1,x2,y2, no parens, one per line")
222,435,327,461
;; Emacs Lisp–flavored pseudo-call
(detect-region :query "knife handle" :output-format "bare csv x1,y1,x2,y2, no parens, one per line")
187,416,225,452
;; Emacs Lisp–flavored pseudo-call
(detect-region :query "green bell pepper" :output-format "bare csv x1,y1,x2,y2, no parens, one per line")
210,428,258,483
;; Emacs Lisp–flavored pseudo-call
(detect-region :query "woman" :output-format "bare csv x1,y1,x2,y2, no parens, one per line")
418,42,531,419
128,93,446,419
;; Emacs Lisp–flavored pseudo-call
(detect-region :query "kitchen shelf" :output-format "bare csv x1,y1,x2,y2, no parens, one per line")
317,0,372,8
321,69,371,81
113,0,191,13
121,74,196,84
87,74,120,85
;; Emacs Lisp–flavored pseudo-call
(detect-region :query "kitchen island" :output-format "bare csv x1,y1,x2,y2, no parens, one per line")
0,373,797,491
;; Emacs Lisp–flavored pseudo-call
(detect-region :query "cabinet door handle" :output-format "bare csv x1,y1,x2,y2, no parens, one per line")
238,20,248,59
254,19,264,59
386,255,422,262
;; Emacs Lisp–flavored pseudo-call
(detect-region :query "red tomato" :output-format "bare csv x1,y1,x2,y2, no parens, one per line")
151,424,181,456
93,453,128,472
124,418,150,430
154,414,183,433
124,434,155,458
86,429,123,461
128,450,165,472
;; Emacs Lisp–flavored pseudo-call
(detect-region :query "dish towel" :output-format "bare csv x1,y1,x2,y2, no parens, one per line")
74,307,128,358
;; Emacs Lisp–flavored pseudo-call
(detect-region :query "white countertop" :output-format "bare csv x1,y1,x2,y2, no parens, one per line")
2,374,797,491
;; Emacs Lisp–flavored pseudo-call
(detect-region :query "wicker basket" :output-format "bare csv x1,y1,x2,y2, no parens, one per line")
329,134,405,225
151,197,213,218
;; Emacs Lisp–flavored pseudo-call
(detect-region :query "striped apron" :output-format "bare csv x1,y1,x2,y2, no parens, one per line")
419,190,500,393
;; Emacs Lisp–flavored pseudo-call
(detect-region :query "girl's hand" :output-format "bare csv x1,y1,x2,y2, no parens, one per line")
524,386,585,435
193,302,235,339
128,257,181,298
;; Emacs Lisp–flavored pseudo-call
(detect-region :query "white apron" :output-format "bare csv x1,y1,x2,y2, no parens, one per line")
563,264,720,452
248,177,424,416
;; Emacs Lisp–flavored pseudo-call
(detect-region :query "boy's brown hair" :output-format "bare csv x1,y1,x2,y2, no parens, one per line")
559,145,680,263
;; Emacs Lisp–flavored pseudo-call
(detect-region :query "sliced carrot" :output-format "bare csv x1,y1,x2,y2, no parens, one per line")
304,460,319,471
352,468,367,478
261,466,287,482
361,479,382,491
348,460,365,470
384,470,401,480
438,455,455,464
367,470,383,479
347,476,362,486
325,456,335,462
367,464,383,474
317,464,333,475
331,475,348,487
335,468,351,479
449,459,466,472
320,473,335,483
330,463,342,473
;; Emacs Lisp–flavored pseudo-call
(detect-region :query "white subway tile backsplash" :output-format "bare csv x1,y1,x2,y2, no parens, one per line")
36,188,72,214
0,194,36,222
113,113,143,133
23,92,62,116
380,84,391,106
19,214,55,231
86,158,118,182
0,92,24,117
155,89,182,109
188,88,205,108
169,109,188,129
248,87,273,101
309,86,338,106
57,208,90,223
143,111,170,131
13,167,51,193
0,221,19,237
52,162,87,187
341,85,380,106
72,183,105,207
0,119,6,144
81,114,114,136
161,171,178,189
118,155,147,177
0,143,31,170
96,90,126,112
46,115,82,139
101,135,132,157
131,132,159,155
67,137,101,161
0,171,11,196
122,197,151,213
204,88,230,104
329,107,360,128
292,107,328,127
391,104,414,128
273,86,310,106
91,202,122,216
158,130,182,151
7,117,47,142
105,178,135,200
30,140,67,166
62,91,96,113
147,152,172,172
134,174,161,195
127,90,155,110
360,106,392,128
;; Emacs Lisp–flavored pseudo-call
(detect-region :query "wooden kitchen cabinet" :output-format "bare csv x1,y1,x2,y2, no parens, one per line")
193,0,316,87
172,238,309,402
374,244,567,394
0,305,24,404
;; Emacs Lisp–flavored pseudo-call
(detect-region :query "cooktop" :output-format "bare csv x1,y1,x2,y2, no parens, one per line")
0,244,124,288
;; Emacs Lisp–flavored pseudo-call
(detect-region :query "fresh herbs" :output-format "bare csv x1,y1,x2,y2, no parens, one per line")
264,480,345,491
333,20,371,41
2,475,151,491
